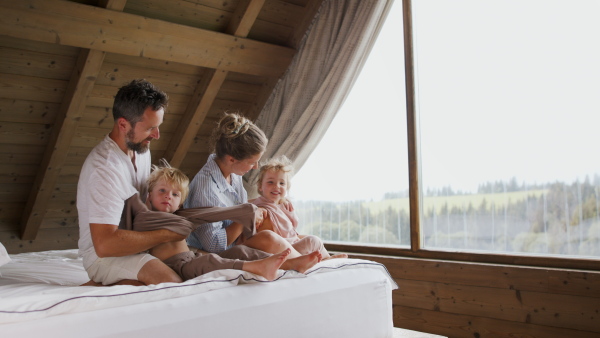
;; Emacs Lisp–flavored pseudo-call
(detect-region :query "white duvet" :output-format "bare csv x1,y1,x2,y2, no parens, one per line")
0,249,397,325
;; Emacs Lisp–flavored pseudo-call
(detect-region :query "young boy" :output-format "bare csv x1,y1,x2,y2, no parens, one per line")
138,160,319,281
252,155,347,260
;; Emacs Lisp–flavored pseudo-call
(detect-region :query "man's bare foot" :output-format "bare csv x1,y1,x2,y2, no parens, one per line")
243,248,291,281
323,253,348,260
281,250,322,274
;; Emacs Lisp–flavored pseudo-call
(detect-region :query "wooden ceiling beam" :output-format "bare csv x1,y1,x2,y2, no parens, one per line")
165,0,267,168
20,0,127,240
0,0,294,78
226,0,266,37
164,69,228,168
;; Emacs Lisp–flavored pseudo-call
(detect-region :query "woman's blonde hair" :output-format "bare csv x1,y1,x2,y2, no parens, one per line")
256,155,294,193
211,112,268,160
147,159,190,204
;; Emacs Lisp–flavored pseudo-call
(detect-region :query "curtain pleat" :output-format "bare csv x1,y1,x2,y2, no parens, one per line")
245,0,394,198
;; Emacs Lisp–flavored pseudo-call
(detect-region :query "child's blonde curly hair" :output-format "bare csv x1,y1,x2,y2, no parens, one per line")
147,159,190,205
256,155,294,202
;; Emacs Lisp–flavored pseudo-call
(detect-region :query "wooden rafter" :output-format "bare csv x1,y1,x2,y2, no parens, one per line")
164,69,228,167
226,0,266,37
20,0,127,240
165,0,267,168
0,0,294,78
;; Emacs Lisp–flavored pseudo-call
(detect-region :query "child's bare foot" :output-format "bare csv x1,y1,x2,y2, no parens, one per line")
323,253,348,260
243,248,291,281
281,250,322,274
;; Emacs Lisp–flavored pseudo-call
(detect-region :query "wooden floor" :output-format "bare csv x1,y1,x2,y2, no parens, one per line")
393,327,445,338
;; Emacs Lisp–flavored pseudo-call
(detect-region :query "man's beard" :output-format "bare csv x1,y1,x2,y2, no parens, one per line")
126,129,150,154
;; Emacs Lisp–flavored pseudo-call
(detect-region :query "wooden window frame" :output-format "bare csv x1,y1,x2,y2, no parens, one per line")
327,0,600,272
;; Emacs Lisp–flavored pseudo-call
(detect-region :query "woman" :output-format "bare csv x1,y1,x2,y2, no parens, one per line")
185,112,321,270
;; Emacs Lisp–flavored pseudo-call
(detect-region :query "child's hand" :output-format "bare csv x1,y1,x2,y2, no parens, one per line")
255,208,267,229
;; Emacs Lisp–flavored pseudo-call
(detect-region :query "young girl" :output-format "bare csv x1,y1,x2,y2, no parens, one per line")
252,155,347,260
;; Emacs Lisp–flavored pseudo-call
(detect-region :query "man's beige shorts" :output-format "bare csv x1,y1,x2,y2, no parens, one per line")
87,253,156,285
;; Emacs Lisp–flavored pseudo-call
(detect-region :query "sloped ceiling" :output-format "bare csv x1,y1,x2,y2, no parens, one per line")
0,0,324,252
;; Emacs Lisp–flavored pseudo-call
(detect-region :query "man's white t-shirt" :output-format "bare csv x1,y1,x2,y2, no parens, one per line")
77,135,151,270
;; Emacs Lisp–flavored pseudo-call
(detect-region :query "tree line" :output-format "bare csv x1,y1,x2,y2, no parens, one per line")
294,174,600,257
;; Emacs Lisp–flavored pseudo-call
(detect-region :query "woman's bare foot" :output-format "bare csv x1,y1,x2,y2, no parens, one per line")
243,248,291,281
323,253,348,260
281,250,322,274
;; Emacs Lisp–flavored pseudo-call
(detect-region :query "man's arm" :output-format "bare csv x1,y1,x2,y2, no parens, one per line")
90,223,185,258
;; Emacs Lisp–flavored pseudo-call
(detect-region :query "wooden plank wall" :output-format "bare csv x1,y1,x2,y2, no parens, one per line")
354,254,600,338
1,35,77,252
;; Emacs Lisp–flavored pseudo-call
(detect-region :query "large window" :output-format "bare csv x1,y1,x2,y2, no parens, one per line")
414,0,600,259
292,0,599,264
291,0,409,248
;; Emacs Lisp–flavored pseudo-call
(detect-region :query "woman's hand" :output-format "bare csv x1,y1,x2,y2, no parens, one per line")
255,207,267,229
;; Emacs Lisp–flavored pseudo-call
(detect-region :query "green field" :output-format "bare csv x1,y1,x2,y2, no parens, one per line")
363,189,547,213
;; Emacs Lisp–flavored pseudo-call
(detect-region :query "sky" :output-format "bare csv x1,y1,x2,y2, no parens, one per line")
290,0,600,202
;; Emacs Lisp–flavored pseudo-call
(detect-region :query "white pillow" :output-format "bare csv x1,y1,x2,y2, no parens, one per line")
0,249,89,286
0,241,10,268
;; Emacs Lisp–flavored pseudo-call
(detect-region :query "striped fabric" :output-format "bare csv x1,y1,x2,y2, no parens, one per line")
184,154,248,252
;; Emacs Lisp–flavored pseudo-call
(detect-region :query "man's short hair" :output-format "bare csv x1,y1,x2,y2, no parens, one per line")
113,79,168,127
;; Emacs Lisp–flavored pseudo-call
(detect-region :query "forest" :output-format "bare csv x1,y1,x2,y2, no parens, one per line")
294,174,600,258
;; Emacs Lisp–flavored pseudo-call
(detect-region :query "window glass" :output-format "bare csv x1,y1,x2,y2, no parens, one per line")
291,1,409,248
414,0,600,257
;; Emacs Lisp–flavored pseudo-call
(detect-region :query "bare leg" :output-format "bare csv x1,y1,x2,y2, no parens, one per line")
137,258,183,285
244,230,303,259
280,250,322,274
242,248,291,281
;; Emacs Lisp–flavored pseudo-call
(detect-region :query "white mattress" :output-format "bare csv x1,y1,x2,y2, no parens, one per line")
0,249,397,337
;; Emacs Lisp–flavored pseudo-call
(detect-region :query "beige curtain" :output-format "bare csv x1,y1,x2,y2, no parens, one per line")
245,0,394,197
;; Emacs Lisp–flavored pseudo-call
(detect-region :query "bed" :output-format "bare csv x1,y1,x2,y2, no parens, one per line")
0,247,397,337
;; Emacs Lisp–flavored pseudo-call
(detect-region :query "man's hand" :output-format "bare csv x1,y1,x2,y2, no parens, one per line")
160,229,186,242
90,223,185,258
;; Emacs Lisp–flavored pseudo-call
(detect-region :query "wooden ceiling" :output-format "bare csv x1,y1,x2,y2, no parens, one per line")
0,0,324,253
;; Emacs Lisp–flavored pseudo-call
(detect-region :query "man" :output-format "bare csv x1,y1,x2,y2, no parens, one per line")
77,79,184,285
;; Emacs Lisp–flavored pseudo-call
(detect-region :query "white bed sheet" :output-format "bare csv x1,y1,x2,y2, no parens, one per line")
0,249,397,337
